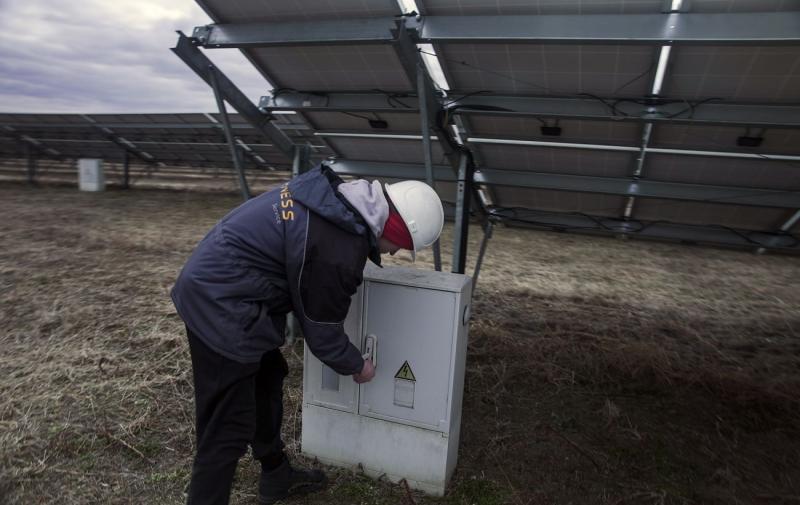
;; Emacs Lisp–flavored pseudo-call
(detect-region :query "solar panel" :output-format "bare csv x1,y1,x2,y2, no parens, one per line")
644,155,800,191
664,46,800,102
476,143,635,177
650,124,800,154
468,117,642,145
633,199,793,230
489,187,626,217
325,137,447,165
438,44,658,96
304,111,422,133
247,46,413,92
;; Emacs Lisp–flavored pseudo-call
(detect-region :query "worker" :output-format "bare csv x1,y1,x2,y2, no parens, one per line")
171,163,444,505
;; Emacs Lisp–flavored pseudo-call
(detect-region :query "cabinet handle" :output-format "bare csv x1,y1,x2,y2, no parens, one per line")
363,334,377,369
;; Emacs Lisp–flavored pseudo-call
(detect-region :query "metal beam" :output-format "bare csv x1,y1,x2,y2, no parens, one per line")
393,17,473,272
292,144,311,176
415,12,800,45
472,220,494,295
757,209,800,253
122,150,130,189
80,115,157,166
190,13,800,48
452,96,800,128
418,60,443,271
0,121,305,132
468,137,800,162
623,122,654,220
192,18,397,48
474,170,800,208
326,159,454,181
452,155,475,274
260,93,800,128
172,31,296,162
393,19,461,171
624,30,672,222
25,143,36,185
488,208,799,252
778,210,800,234
260,92,419,114
326,159,800,208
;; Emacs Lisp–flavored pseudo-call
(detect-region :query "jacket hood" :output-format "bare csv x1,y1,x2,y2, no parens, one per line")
288,165,382,266
337,179,389,239
288,166,366,236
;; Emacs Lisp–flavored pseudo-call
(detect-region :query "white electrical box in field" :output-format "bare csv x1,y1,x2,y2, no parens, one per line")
78,158,105,192
302,264,472,496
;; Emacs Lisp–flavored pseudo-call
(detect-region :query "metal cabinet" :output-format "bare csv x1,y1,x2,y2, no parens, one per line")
302,265,472,496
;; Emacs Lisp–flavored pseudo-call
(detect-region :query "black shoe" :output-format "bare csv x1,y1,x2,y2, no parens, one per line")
258,458,327,504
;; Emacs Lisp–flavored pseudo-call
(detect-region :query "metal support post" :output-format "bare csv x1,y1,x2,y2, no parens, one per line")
623,122,654,222
756,209,800,254
122,150,130,189
452,154,474,274
25,143,36,185
292,144,311,177
417,61,442,271
472,220,494,296
209,65,251,201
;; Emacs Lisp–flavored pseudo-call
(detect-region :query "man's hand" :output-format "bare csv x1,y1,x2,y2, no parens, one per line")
353,358,375,384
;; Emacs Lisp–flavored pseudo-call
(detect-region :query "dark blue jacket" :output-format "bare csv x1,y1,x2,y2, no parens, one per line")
171,165,380,375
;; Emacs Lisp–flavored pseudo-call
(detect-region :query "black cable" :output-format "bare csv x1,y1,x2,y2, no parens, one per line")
419,49,554,93
443,90,492,107
611,58,658,95
340,111,375,122
370,89,414,109
664,97,723,119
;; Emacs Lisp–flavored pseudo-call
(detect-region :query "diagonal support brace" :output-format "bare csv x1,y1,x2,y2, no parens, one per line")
172,31,296,163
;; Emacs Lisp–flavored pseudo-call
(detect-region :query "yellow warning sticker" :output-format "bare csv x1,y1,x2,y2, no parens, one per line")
394,360,416,382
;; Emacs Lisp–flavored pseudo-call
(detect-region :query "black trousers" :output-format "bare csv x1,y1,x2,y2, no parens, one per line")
186,327,288,505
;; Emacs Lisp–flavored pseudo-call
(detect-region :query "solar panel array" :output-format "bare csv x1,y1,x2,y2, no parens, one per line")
185,0,800,256
0,112,330,170
4,0,799,257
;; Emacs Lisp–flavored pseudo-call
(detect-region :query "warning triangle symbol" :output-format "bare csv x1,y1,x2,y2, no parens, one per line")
394,360,416,381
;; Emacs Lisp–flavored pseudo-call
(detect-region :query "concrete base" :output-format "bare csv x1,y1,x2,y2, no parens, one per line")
301,404,457,496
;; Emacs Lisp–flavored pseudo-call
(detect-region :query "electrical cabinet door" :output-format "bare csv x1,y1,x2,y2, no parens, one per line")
303,286,363,413
359,281,455,432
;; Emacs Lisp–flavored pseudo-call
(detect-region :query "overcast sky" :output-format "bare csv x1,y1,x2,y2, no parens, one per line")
0,0,268,113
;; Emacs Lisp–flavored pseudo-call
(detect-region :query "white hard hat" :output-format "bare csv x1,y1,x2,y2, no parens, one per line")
384,180,444,262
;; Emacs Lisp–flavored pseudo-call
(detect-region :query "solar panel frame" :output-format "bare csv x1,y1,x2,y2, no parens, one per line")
417,0,668,16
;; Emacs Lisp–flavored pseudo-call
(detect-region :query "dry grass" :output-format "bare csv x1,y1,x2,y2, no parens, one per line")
1,182,799,505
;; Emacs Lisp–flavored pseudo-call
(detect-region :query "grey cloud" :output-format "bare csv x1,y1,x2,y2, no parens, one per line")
0,0,269,113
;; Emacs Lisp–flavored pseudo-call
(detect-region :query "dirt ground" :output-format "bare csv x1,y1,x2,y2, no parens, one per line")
1,183,799,505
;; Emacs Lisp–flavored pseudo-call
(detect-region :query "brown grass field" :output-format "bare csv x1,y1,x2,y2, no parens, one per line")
1,182,799,505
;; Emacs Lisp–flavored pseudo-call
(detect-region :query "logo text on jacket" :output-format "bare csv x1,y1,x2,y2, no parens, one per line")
279,183,295,221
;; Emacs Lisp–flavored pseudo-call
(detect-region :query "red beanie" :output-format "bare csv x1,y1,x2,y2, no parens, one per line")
382,211,413,250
